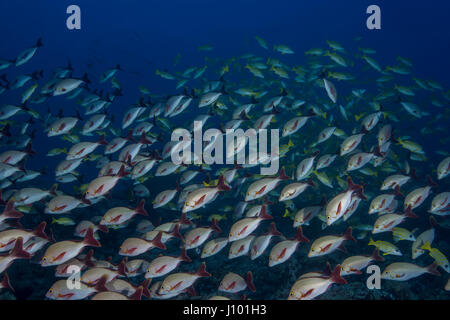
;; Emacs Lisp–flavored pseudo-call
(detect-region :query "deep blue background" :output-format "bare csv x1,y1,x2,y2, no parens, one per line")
1,0,449,98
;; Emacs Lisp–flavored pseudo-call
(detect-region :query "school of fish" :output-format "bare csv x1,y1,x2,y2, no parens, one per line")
0,35,449,300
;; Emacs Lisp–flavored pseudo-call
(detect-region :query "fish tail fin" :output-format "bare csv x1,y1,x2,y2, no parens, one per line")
130,286,143,300
33,222,48,240
421,241,432,251
371,248,385,262
0,124,11,138
347,177,366,201
269,222,282,236
1,273,14,292
259,205,273,220
294,227,310,243
403,206,418,219
117,165,129,178
97,134,108,146
135,200,148,216
82,249,95,268
141,279,152,298
82,72,90,84
409,168,419,180
426,175,438,187
429,216,438,229
196,262,211,277
151,231,167,250
2,199,23,219
322,262,332,276
393,185,403,198
83,228,101,247
171,224,183,241
36,37,43,48
245,271,256,292
355,186,367,201
343,227,356,242
10,237,30,260
139,132,153,145
426,262,441,276
46,228,55,243
330,265,346,284
94,275,108,292
24,142,37,156
123,129,134,142
185,285,197,297
179,247,192,262
312,150,321,157
210,219,222,234
96,224,109,233
239,110,250,121
277,167,290,180
117,258,129,276
217,175,231,191
179,212,192,225
372,145,386,158
49,184,58,196
306,177,316,188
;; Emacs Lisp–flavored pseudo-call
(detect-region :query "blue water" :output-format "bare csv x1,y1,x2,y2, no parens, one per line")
0,0,449,300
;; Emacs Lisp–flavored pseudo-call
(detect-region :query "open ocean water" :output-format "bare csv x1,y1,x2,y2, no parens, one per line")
0,0,449,300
